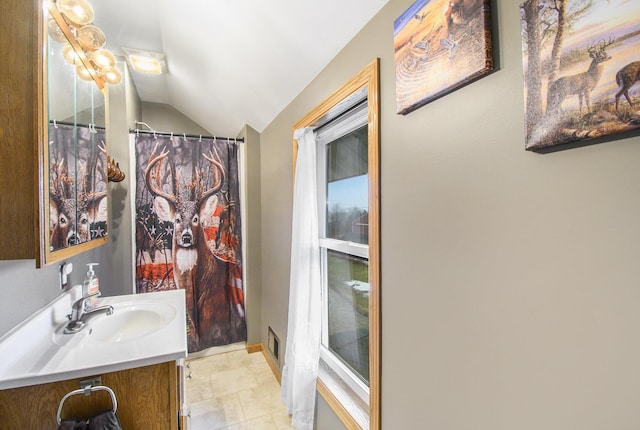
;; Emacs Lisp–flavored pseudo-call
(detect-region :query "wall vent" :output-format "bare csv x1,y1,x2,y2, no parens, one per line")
268,326,280,363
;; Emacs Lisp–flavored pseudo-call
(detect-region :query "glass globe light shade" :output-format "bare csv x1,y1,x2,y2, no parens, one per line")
56,0,94,26
47,18,68,43
75,63,94,81
90,49,115,70
76,25,106,51
62,44,81,65
103,68,122,84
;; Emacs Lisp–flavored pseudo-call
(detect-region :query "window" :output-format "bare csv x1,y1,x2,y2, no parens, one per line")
293,59,380,430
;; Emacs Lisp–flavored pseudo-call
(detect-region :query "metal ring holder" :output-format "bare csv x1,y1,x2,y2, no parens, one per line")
56,385,118,425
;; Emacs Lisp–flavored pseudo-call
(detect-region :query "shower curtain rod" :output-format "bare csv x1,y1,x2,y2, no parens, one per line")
129,127,244,143
49,120,106,130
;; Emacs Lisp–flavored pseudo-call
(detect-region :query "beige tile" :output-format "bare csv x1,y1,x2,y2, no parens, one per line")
186,350,291,430
209,367,261,396
247,356,274,376
252,366,280,389
188,352,232,375
186,377,215,403
189,392,245,430
237,386,285,420
243,415,282,430
226,349,266,369
219,423,244,430
271,410,296,430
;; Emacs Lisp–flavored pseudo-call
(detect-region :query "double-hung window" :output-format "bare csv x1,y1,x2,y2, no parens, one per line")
294,59,380,430
316,98,370,405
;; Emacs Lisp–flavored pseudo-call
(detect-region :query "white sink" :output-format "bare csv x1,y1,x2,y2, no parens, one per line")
0,288,187,390
87,301,177,343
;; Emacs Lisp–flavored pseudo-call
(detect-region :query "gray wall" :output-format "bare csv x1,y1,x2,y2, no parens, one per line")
239,125,263,346
260,0,640,429
104,60,140,297
141,102,211,135
0,249,114,337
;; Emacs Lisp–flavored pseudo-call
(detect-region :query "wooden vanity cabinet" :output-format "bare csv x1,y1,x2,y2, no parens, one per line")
0,361,182,429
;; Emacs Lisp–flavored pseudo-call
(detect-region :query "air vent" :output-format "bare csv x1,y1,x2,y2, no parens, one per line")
268,326,280,363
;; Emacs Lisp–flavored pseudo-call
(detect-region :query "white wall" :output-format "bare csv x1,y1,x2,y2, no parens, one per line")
259,0,640,428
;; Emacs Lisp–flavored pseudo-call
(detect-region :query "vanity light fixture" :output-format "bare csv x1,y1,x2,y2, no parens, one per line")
90,49,116,70
47,18,68,43
102,68,122,85
62,43,81,65
75,62,94,81
76,24,106,51
122,48,167,75
48,0,121,86
56,0,94,26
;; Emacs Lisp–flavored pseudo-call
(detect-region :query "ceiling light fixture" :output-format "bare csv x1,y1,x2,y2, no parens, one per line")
122,48,167,75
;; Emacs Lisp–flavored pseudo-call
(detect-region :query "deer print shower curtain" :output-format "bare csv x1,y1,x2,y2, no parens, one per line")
49,123,108,250
134,133,246,352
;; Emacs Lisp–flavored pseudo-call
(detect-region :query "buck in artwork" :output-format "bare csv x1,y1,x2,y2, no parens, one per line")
546,38,614,116
615,61,640,111
144,142,245,350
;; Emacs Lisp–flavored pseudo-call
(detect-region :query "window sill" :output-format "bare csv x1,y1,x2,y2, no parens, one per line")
317,360,369,430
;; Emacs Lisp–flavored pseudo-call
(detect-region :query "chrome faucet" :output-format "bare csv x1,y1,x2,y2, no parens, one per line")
64,292,114,334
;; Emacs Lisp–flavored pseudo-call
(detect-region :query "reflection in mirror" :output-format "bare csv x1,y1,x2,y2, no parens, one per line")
46,15,107,252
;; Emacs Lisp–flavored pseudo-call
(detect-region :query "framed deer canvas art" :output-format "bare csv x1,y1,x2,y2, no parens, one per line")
394,0,494,114
135,133,246,352
521,0,640,151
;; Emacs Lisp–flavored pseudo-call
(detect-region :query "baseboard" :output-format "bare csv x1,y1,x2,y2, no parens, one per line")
246,343,262,354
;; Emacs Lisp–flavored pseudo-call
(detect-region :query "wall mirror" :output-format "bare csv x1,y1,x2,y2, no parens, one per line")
38,2,110,266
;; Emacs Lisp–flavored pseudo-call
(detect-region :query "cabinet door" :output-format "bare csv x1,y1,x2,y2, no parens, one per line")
0,361,179,429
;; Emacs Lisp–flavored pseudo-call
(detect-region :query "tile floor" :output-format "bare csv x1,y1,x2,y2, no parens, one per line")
185,349,295,430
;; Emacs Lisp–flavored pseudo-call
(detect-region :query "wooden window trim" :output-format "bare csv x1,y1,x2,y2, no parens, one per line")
292,58,380,430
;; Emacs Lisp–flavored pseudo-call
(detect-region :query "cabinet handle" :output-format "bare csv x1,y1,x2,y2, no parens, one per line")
185,372,192,380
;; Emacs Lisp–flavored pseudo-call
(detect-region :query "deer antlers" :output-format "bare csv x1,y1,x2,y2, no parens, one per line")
144,142,225,204
98,142,125,182
587,37,614,54
145,143,176,204
201,147,225,202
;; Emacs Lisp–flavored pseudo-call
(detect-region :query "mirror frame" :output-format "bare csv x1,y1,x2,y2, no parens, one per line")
292,58,380,430
37,3,108,267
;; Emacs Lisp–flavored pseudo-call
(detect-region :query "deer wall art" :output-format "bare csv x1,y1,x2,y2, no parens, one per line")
521,0,640,150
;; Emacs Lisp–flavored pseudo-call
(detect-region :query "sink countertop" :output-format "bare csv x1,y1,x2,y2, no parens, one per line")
0,287,187,390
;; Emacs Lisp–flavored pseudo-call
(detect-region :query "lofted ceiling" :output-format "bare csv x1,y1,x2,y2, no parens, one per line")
91,0,389,137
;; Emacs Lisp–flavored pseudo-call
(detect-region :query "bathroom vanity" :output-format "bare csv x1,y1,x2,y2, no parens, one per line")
0,288,188,428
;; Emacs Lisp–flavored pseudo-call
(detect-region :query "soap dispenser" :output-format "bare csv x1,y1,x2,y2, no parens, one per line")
83,263,100,307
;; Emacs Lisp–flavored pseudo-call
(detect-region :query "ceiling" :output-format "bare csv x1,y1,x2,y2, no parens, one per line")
91,0,388,137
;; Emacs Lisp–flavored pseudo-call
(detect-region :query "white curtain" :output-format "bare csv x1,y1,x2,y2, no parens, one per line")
281,127,322,430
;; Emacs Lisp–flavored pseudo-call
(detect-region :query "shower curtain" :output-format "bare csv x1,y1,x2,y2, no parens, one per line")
134,133,246,352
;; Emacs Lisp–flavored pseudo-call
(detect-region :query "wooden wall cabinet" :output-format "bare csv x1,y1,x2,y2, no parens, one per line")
0,361,181,429
0,0,40,262
1,0,108,267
